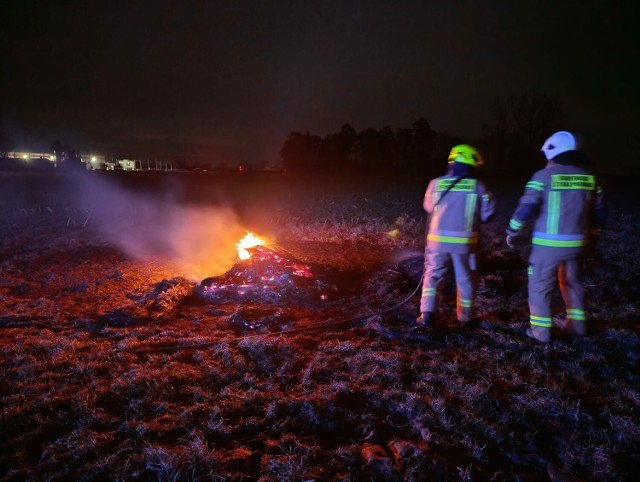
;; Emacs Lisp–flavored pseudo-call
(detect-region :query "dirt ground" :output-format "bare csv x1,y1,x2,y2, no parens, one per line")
1,171,639,481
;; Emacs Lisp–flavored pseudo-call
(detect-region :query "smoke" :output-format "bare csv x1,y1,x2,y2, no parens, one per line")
68,172,246,281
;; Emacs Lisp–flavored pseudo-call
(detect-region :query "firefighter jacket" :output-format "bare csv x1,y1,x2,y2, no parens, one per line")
507,153,605,262
424,170,495,253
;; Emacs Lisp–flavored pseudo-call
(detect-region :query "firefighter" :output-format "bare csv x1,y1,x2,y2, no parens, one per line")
417,144,495,328
506,131,605,342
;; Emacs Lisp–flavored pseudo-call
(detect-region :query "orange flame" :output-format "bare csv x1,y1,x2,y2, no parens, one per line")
236,231,266,260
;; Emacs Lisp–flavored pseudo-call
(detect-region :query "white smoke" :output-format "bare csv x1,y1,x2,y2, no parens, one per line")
68,172,246,281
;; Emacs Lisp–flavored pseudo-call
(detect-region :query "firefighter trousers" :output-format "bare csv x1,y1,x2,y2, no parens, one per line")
420,250,477,323
528,257,586,340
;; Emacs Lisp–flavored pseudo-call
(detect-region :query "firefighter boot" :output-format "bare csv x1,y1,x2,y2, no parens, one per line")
415,312,433,327
526,326,551,343
563,318,586,338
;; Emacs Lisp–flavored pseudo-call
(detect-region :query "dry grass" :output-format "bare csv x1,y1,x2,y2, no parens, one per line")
1,171,639,481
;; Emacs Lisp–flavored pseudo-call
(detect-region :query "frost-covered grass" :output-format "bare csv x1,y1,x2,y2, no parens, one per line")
1,171,639,481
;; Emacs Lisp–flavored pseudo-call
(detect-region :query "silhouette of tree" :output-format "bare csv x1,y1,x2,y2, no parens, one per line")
379,126,401,172
279,117,444,175
51,140,84,170
408,117,438,174
320,124,357,172
393,127,413,171
67,148,83,167
358,127,395,173
50,140,65,166
280,132,322,172
485,91,563,173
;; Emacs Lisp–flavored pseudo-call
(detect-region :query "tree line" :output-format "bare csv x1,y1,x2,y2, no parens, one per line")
279,91,563,176
280,118,442,176
1,91,562,174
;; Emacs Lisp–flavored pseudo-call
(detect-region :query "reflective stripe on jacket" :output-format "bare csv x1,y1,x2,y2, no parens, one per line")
424,176,495,253
509,164,604,261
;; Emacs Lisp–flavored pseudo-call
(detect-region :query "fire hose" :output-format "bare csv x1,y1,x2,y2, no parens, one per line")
130,177,472,354
129,264,425,355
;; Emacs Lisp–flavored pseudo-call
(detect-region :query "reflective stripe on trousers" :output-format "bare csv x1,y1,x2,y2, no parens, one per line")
420,250,477,322
528,258,586,335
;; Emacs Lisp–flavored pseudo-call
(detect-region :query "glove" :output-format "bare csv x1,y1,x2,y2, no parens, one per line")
506,235,516,250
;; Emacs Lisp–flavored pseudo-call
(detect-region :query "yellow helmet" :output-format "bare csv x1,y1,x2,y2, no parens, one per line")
448,144,484,167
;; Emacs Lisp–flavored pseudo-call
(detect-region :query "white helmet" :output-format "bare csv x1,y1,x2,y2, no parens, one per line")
541,131,576,160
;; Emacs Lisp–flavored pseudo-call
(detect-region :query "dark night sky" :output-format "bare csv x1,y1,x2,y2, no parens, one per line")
1,1,638,172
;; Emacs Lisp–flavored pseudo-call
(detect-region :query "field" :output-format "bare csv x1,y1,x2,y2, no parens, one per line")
1,170,639,481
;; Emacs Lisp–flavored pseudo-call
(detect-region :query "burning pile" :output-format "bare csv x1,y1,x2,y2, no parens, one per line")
198,232,335,304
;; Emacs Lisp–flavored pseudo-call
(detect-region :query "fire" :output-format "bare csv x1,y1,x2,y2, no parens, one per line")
236,231,266,260
200,230,335,304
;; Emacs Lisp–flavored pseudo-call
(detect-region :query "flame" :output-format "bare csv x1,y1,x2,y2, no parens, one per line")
236,231,266,260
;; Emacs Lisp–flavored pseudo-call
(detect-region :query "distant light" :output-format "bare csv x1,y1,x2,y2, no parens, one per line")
91,156,96,162
23,154,28,159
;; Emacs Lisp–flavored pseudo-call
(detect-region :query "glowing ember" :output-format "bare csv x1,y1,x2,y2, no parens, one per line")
200,238,336,305
236,231,266,260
